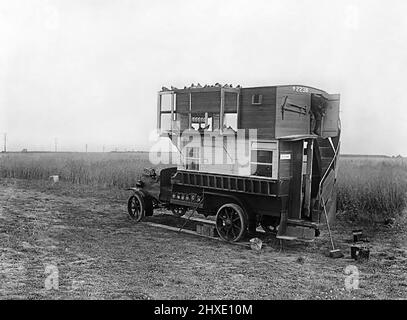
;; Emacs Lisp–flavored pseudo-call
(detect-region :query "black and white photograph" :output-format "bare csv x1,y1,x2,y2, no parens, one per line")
0,0,406,307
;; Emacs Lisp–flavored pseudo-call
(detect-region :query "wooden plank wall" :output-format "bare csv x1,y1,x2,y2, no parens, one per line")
275,87,311,137
239,87,277,139
191,92,220,112
176,92,190,113
225,92,238,112
286,140,304,219
278,140,293,179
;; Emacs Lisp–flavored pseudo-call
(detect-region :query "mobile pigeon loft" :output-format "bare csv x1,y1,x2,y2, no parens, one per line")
127,84,341,242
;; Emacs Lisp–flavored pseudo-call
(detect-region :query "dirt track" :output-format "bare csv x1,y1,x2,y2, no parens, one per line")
0,179,406,299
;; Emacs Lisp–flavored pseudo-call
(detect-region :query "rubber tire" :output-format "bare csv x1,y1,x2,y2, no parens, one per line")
127,192,146,223
215,203,248,242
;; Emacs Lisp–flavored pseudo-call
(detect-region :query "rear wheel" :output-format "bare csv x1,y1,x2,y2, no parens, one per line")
215,203,248,242
127,192,145,222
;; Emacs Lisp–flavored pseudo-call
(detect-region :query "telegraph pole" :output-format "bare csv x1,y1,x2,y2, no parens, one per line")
85,144,88,153
3,133,6,153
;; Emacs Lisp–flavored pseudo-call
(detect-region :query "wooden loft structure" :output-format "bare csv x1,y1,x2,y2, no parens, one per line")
152,83,341,241
157,85,240,135
157,84,340,139
157,84,340,179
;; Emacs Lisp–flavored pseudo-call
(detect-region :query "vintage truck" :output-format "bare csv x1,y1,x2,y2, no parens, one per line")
127,84,340,242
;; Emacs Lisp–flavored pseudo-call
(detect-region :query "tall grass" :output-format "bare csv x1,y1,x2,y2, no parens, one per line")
0,152,159,189
1,152,406,222
337,157,407,222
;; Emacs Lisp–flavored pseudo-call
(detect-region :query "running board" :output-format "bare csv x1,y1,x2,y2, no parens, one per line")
159,211,268,233
143,221,253,248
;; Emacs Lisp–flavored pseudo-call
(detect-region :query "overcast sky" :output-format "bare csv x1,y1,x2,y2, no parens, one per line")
1,0,406,155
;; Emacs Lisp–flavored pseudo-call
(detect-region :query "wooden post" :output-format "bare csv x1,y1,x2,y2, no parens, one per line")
220,88,225,133
188,92,192,128
157,93,161,130
236,91,240,128
303,139,314,217
170,93,174,131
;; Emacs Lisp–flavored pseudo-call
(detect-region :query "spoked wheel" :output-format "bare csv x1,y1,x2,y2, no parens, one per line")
215,203,248,242
127,192,145,223
171,206,187,217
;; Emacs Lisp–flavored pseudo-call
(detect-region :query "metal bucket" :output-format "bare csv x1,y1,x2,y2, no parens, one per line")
249,238,263,251
49,175,59,183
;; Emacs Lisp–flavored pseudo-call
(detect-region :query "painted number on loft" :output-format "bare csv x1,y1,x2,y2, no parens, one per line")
293,86,309,93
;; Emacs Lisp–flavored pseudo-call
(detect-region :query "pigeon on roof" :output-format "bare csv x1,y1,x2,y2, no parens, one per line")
161,86,169,91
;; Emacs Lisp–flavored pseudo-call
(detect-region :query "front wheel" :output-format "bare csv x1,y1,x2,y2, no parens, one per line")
215,203,248,242
127,192,146,222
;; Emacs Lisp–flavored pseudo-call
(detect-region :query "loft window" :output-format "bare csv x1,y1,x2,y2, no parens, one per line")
185,147,200,171
158,92,175,131
160,113,172,131
160,94,172,112
251,94,263,105
223,113,237,131
251,150,273,177
250,141,278,178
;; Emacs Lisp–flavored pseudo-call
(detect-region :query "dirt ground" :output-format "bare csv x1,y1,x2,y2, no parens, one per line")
0,178,406,300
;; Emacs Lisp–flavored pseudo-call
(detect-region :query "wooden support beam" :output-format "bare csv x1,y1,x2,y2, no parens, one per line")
236,92,241,128
157,93,161,130
188,92,192,127
170,92,175,131
220,88,225,133
303,139,314,217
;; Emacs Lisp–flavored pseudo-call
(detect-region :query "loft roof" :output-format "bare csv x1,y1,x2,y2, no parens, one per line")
160,84,329,95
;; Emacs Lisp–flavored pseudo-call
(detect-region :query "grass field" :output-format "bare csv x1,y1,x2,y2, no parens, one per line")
1,152,406,223
337,157,407,222
0,153,406,299
0,152,156,189
1,178,406,299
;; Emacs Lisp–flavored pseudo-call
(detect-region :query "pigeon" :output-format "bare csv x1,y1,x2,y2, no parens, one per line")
170,86,178,90
214,83,221,87
196,83,202,88
161,86,169,91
